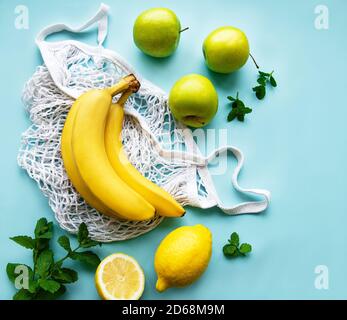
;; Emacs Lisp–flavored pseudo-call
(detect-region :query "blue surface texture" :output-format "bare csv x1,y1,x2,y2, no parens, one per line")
0,0,346,300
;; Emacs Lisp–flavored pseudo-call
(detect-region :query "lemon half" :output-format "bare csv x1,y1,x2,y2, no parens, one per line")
95,253,145,300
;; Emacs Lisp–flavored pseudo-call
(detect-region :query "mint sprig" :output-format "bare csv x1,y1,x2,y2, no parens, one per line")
223,232,252,258
7,218,101,300
253,70,277,100
227,92,252,122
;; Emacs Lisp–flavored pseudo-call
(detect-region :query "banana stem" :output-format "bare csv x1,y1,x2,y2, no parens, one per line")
129,80,141,93
117,89,134,106
108,74,138,96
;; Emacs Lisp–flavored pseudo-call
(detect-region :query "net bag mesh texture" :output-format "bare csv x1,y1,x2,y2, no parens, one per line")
18,45,211,242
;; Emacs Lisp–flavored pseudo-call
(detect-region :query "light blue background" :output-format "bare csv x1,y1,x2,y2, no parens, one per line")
0,0,346,300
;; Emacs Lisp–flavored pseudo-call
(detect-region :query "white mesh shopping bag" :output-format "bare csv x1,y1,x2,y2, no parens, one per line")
18,4,270,242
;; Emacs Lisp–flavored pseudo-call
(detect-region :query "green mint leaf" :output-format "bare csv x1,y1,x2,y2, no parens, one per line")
57,236,71,252
52,267,78,284
34,218,49,237
237,114,245,122
227,96,235,101
227,110,237,122
54,260,64,270
35,249,54,278
6,263,19,283
243,107,253,114
70,251,101,268
28,280,39,294
76,223,100,248
256,88,266,100
41,221,53,238
239,243,252,255
38,229,53,240
223,244,237,256
227,94,253,123
77,223,89,245
270,76,277,87
38,279,61,294
253,85,266,100
230,232,240,246
6,263,33,283
35,239,50,252
80,239,100,249
33,238,51,265
224,232,252,260
10,236,35,249
34,285,66,300
231,101,238,109
13,289,34,300
254,70,277,99
257,77,266,86
236,99,245,108
34,218,53,239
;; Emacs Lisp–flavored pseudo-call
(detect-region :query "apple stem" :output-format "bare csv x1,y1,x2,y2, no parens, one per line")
179,27,189,33
249,53,260,69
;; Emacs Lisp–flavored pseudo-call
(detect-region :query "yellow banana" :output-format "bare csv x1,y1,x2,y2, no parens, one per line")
105,91,185,218
61,76,136,218
70,76,155,221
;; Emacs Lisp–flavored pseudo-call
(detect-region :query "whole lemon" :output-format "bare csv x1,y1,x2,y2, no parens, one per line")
154,224,212,292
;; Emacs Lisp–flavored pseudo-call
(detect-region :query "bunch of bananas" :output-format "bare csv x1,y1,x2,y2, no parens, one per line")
61,75,185,221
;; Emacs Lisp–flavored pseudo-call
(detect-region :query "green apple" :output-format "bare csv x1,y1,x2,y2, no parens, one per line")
169,74,218,128
133,8,182,58
203,26,250,73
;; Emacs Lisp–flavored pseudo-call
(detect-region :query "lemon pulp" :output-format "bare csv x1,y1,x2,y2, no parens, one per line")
95,253,145,300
